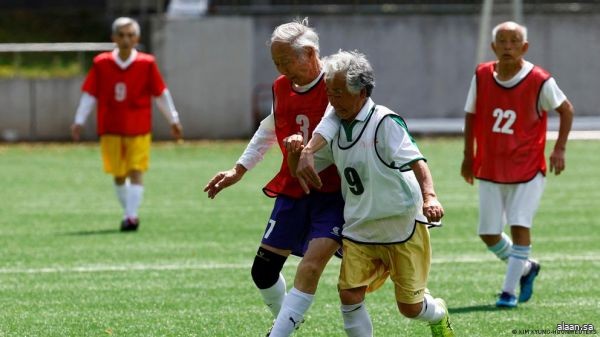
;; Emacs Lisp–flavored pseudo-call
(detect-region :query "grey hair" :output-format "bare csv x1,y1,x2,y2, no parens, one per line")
492,21,527,42
112,17,141,36
269,17,320,55
323,50,375,97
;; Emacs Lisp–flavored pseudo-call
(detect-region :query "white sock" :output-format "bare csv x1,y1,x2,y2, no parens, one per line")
260,273,287,317
416,294,446,323
522,260,532,276
125,184,143,219
503,245,531,295
114,183,127,214
341,301,372,337
269,287,313,337
488,232,512,262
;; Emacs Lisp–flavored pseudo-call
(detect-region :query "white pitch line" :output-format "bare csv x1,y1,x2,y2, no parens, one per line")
0,254,598,275
0,263,252,275
547,130,600,140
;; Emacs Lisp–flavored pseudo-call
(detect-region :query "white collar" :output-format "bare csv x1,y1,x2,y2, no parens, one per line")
353,98,375,122
493,60,534,88
112,48,138,70
292,70,324,93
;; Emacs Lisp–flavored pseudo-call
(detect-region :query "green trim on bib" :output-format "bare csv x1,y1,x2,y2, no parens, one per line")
388,114,417,146
341,119,361,142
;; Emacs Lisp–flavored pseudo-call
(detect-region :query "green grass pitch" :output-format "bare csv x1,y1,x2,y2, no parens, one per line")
0,138,598,337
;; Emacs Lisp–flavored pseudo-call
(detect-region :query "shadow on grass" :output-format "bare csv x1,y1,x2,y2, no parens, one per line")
62,229,123,236
449,304,509,314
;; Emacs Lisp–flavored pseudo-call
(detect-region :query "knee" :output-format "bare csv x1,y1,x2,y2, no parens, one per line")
397,302,422,318
339,287,366,305
251,247,287,289
296,259,325,283
480,234,501,246
128,170,143,184
114,176,127,185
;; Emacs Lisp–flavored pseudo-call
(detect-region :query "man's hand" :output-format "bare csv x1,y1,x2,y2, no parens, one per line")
549,147,566,175
423,196,444,223
283,134,304,155
283,134,313,194
203,164,247,199
171,123,183,142
295,133,328,192
460,157,474,185
71,124,83,142
296,149,321,193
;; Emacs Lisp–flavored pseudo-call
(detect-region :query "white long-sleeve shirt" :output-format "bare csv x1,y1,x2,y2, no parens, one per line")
73,49,180,126
74,89,180,126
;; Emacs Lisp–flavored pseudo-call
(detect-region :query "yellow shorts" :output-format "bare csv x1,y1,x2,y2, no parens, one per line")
100,134,151,177
338,224,431,304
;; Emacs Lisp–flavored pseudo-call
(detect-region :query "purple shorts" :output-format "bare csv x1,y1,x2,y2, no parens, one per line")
261,191,344,257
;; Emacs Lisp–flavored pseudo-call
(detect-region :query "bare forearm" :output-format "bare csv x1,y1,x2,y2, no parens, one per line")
554,100,574,151
411,160,437,200
411,159,444,222
303,133,327,155
463,113,475,158
233,163,247,176
287,153,300,177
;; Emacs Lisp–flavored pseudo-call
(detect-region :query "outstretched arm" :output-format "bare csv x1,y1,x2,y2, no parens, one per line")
204,163,248,199
549,99,574,175
411,160,444,223
203,114,276,199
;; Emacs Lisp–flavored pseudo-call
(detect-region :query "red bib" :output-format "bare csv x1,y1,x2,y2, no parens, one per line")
82,51,166,136
473,61,550,183
263,74,341,198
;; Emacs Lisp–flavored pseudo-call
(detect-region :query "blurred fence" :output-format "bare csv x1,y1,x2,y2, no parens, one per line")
0,43,114,73
0,43,115,142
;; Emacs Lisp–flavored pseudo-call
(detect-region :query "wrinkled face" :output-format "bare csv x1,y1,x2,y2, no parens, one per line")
112,24,139,51
326,72,366,121
270,41,313,86
492,27,528,64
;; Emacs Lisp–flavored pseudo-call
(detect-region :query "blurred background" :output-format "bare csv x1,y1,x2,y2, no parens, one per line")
1,0,599,141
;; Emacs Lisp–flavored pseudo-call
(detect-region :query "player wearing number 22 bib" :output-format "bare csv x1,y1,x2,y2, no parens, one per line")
472,61,551,183
461,21,574,308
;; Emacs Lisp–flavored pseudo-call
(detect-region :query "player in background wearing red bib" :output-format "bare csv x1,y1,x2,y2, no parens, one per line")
71,17,183,232
461,21,574,307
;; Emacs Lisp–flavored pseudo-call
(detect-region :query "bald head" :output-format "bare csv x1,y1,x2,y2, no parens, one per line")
492,21,527,42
